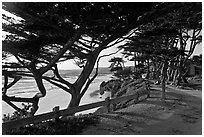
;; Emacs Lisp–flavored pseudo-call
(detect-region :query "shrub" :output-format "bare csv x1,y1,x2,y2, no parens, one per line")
3,103,32,122
3,113,99,135
114,68,133,80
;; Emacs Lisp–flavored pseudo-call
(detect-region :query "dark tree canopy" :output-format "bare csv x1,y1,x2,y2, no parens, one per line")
3,3,163,78
2,2,191,115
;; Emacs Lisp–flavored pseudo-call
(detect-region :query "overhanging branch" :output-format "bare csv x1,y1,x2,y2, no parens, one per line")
80,49,121,97
2,71,22,94
53,64,73,88
43,77,71,94
3,95,36,103
3,94,39,115
105,29,137,49
69,46,90,59
40,26,85,75
3,99,22,112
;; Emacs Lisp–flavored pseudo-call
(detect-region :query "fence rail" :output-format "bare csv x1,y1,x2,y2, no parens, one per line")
2,91,149,132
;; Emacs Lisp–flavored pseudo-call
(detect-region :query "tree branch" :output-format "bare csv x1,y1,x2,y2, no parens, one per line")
3,95,36,103
40,26,85,75
80,78,92,97
15,72,34,78
3,98,22,112
14,55,32,73
99,3,184,51
3,94,40,115
2,71,22,94
6,76,21,90
53,64,73,88
80,49,121,97
43,75,72,88
77,40,93,52
195,29,201,37
2,65,28,69
188,29,196,57
74,48,101,93
80,37,101,45
105,29,137,49
3,73,8,94
43,77,71,94
69,46,90,59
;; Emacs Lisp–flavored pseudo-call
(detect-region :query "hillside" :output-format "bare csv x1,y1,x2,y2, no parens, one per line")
81,82,202,135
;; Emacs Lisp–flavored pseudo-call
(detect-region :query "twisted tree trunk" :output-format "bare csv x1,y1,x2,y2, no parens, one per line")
68,88,81,108
67,49,101,111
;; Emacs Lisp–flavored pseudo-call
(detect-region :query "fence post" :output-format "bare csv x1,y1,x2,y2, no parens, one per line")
53,106,60,122
105,97,111,112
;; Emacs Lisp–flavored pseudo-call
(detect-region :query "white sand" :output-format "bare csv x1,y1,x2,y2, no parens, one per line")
2,74,112,116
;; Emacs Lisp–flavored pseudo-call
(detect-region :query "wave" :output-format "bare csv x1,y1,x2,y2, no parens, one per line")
5,74,111,96
7,89,38,96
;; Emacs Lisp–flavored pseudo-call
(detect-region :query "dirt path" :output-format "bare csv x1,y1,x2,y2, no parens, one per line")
81,84,202,135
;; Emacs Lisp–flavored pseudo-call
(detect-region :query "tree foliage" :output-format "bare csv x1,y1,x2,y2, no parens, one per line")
2,2,187,115
119,2,201,99
109,57,124,72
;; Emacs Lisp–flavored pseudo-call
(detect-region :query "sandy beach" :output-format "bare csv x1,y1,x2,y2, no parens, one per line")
2,74,112,116
3,75,202,135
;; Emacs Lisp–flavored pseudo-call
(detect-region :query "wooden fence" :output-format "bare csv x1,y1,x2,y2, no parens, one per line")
2,92,148,132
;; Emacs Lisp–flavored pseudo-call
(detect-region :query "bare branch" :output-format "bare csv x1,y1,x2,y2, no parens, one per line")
3,95,37,103
14,55,32,72
3,73,8,94
195,29,201,37
15,55,26,66
188,29,196,57
69,46,90,59
14,72,34,78
40,26,85,75
105,29,137,49
80,78,93,97
43,77,71,94
80,37,100,45
7,76,21,90
53,64,73,88
2,71,22,94
3,98,22,112
80,48,121,97
43,74,73,88
3,94,39,115
2,65,28,69
77,40,92,51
